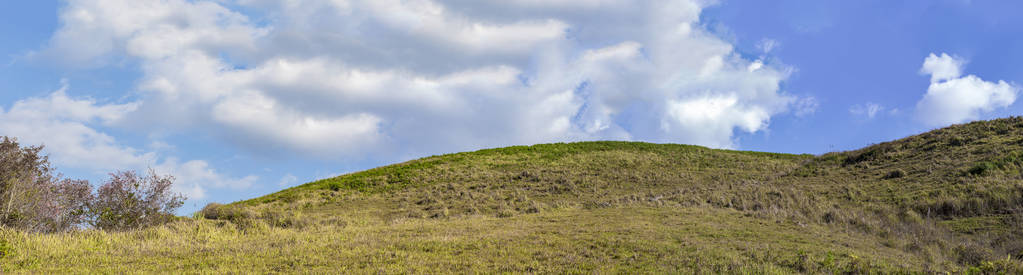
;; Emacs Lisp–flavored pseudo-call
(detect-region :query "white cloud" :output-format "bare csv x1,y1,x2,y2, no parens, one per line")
920,53,965,82
850,102,884,119
40,0,805,157
41,0,266,66
0,84,146,170
665,95,773,148
0,84,256,200
916,53,1019,126
210,90,385,156
154,158,259,199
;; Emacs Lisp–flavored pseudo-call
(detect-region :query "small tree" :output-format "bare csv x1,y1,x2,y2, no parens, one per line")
89,170,186,231
1,137,187,232
50,179,93,230
0,137,92,232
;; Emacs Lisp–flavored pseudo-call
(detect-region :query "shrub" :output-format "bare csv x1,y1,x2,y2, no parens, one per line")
199,203,255,222
882,169,906,179
968,162,997,176
50,179,94,230
0,137,92,233
843,142,896,165
955,244,994,266
199,203,309,229
89,170,186,231
974,257,1023,274
949,136,969,146
260,209,308,229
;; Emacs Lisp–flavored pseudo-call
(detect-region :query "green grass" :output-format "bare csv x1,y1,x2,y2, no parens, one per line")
5,118,1023,273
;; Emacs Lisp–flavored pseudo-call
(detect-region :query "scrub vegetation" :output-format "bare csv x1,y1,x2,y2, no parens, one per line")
5,117,1023,273
0,138,184,234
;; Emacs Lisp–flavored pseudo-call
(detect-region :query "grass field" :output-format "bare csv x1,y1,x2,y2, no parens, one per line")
3,207,928,273
4,117,1023,273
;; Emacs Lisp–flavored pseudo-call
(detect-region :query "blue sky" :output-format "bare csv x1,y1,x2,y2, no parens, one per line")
1,0,1021,214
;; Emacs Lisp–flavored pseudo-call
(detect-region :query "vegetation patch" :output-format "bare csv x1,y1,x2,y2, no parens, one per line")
883,169,906,179
7,117,1023,273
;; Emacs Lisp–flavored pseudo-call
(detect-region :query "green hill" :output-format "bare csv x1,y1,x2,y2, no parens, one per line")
4,118,1023,273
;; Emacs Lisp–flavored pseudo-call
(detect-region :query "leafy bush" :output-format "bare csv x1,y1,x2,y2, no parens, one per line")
968,162,997,176
199,203,254,221
949,136,969,146
882,169,906,179
199,203,265,229
89,170,185,231
843,142,896,165
1,137,191,233
258,209,308,229
199,203,309,229
971,256,1023,274
0,137,92,232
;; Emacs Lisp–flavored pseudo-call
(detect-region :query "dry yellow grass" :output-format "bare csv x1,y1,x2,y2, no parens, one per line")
5,118,1023,273
4,207,926,273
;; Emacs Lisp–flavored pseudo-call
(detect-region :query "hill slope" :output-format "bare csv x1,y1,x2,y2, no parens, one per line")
4,118,1023,273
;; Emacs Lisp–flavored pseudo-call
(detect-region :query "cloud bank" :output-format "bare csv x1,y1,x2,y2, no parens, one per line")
0,83,257,200
35,0,803,160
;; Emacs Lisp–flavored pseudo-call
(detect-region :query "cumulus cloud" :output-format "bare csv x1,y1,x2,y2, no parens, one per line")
0,83,256,200
41,0,266,66
920,53,965,83
916,53,1019,126
40,0,803,158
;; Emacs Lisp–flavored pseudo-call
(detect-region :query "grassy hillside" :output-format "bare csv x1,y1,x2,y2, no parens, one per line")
4,118,1023,273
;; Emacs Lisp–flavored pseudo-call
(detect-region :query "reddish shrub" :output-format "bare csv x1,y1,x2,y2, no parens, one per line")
89,170,185,231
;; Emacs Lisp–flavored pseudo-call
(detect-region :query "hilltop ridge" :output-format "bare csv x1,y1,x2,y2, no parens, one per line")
4,117,1023,273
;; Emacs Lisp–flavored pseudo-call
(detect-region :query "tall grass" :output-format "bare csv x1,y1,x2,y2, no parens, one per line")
6,118,1023,273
